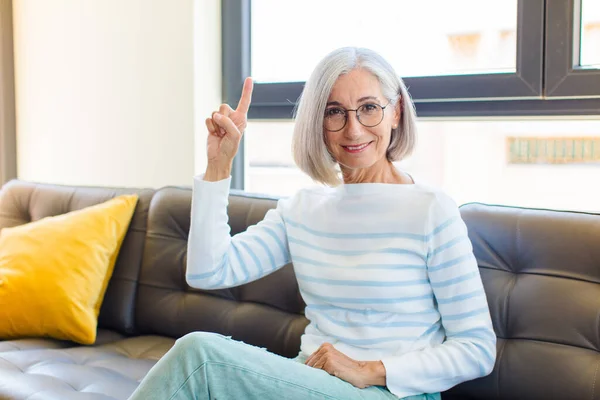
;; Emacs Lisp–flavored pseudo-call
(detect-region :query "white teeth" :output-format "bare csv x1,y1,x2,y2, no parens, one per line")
346,143,369,151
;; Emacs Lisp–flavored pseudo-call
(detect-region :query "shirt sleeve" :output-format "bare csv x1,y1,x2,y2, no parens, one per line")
186,175,291,290
380,193,496,398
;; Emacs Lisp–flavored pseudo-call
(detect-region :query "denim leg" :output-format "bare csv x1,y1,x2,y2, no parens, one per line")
128,331,440,400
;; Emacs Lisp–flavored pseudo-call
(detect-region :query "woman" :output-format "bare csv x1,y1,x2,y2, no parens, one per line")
129,47,496,400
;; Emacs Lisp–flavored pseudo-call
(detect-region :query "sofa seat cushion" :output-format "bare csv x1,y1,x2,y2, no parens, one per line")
0,330,126,353
0,335,174,400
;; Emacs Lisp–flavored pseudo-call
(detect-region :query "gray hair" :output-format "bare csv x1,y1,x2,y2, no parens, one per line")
292,47,418,186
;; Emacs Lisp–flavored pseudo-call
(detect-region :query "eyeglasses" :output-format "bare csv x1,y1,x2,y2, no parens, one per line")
323,102,391,132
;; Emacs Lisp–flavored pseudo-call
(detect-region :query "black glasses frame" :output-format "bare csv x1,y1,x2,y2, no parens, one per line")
324,101,391,132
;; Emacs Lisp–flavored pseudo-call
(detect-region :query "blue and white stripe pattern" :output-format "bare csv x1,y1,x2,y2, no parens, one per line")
187,177,496,399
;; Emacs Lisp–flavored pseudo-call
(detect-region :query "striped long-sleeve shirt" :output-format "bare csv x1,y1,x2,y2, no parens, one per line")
187,175,496,398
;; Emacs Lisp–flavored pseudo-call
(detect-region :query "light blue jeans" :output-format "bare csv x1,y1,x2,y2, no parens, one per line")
128,332,441,400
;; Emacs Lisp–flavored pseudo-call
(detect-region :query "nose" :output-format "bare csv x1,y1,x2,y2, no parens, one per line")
343,111,362,139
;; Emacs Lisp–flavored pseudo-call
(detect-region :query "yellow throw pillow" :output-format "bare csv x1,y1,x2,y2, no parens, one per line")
0,194,138,345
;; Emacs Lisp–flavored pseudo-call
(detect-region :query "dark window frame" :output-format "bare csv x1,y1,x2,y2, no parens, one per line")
545,0,600,97
222,0,251,190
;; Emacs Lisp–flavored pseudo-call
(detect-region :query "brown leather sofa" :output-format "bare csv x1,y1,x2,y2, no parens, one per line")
0,179,598,400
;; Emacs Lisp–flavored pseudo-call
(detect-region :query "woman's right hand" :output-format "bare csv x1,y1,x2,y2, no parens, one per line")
205,77,254,172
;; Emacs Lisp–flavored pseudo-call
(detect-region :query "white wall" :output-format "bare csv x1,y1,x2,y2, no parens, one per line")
12,0,218,188
193,0,220,175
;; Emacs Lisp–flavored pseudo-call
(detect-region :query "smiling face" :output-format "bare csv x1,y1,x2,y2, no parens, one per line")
324,68,400,179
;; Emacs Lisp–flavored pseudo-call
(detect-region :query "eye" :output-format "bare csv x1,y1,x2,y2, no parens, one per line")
361,103,379,112
325,107,345,117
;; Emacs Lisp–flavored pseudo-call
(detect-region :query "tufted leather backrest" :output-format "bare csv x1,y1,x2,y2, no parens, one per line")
135,187,308,358
448,203,600,400
0,180,155,336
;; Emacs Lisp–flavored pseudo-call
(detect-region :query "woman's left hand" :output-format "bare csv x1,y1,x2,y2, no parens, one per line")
304,343,386,388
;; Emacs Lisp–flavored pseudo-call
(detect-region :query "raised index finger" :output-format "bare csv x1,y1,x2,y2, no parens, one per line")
236,77,254,114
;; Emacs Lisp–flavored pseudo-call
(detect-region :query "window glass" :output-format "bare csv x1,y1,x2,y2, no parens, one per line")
245,119,600,213
251,0,518,82
580,0,600,68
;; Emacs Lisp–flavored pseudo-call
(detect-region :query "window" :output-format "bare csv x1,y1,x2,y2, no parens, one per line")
222,0,600,196
223,0,551,122
244,119,600,213
224,0,600,116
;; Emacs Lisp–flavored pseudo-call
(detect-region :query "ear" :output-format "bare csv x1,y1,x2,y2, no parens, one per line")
393,97,402,128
